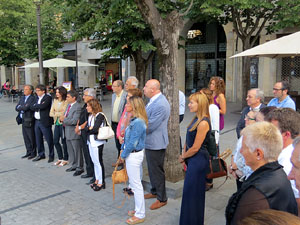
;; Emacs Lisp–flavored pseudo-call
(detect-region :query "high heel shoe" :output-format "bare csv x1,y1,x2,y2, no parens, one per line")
93,183,105,191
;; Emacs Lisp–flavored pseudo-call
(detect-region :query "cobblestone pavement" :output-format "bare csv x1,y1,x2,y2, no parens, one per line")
0,94,241,225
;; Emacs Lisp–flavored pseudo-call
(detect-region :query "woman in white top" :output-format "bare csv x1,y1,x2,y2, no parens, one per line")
200,88,220,191
86,99,106,191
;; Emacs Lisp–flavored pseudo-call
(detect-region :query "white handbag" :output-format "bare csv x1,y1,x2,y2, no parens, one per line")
97,112,115,140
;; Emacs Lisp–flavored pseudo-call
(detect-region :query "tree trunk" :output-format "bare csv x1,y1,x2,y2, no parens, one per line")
134,0,184,182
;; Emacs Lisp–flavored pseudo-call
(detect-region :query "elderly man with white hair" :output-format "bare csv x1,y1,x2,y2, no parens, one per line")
125,76,139,91
226,122,298,225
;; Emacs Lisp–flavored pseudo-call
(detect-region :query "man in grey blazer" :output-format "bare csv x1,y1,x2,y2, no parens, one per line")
143,79,170,210
111,80,127,162
60,90,83,176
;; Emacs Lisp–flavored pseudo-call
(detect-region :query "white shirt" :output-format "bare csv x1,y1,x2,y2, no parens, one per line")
34,94,45,120
250,103,261,112
146,92,162,108
278,144,299,198
209,104,220,144
87,113,105,147
179,90,185,115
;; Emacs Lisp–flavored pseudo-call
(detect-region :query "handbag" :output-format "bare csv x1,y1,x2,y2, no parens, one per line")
97,112,115,140
206,149,228,179
23,117,34,128
112,157,128,200
207,130,218,156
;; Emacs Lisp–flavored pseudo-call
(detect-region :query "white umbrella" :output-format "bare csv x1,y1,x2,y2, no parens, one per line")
231,31,300,58
21,58,98,68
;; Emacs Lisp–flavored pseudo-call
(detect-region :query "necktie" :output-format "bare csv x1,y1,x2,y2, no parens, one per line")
65,105,71,117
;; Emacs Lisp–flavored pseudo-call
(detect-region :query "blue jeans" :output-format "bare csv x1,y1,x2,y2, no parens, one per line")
54,125,68,160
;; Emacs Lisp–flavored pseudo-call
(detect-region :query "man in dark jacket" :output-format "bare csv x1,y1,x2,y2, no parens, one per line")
236,88,266,138
15,85,36,159
31,84,54,162
226,122,298,225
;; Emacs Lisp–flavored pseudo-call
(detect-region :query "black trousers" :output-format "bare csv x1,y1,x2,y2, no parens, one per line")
111,122,121,158
80,131,94,177
145,149,167,202
22,123,36,156
35,120,54,158
98,145,105,184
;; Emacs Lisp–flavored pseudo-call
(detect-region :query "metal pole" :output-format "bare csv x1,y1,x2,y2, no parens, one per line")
75,39,78,89
35,2,44,84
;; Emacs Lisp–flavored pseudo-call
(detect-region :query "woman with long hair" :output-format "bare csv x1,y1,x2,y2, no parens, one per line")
50,86,68,166
179,92,211,225
120,96,148,225
209,76,226,131
86,99,106,191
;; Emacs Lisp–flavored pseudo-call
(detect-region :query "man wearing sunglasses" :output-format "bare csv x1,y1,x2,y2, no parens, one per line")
267,81,296,110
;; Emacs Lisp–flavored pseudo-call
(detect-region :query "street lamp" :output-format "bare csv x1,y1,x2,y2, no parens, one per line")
33,0,44,84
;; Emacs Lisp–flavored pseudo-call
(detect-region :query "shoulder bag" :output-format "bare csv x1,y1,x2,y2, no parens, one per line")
97,112,115,140
206,149,228,179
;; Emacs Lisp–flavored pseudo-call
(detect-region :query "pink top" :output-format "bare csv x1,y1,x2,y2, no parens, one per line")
116,108,133,139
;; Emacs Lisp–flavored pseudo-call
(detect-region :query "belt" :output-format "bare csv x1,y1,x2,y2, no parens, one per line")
132,149,143,153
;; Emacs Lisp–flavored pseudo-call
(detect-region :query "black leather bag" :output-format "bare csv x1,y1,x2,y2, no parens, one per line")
206,156,228,179
207,130,217,156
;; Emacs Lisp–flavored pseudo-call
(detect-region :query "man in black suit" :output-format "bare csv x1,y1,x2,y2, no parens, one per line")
31,84,54,162
236,88,267,138
15,85,36,159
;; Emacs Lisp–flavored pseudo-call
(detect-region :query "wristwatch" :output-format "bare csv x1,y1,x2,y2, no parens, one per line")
78,126,81,130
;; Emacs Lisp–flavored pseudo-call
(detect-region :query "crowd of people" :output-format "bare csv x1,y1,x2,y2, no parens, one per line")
12,75,300,224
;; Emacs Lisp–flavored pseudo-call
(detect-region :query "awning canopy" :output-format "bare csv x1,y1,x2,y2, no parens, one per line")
21,58,98,68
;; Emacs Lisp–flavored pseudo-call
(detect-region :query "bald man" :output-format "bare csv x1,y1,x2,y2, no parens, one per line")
143,79,170,210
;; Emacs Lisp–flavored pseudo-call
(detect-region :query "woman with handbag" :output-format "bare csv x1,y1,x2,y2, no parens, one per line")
119,96,148,225
86,99,106,191
201,88,220,191
179,92,211,225
50,86,68,166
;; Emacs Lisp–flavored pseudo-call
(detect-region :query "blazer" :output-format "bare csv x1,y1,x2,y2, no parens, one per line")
236,103,266,139
145,94,170,150
111,90,127,122
15,94,35,121
31,94,53,127
63,102,81,140
49,99,68,125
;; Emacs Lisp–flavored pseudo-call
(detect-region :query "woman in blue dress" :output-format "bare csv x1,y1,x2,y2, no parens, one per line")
179,92,211,225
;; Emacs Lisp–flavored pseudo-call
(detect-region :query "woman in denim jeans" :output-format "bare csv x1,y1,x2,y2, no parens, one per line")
50,86,68,166
120,96,148,225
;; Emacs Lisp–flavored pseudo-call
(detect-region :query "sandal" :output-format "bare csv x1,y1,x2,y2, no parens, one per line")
128,210,136,217
126,216,145,225
92,183,106,191
54,160,62,166
58,161,68,167
123,187,134,196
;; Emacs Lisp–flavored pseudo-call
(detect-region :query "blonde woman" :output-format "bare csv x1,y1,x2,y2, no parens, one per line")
120,96,148,225
50,86,68,166
179,92,211,225
209,76,226,131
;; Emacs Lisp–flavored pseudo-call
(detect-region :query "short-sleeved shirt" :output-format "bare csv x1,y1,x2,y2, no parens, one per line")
267,95,296,110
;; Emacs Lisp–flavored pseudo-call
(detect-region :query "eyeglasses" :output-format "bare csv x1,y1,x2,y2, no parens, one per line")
273,88,283,91
245,115,256,121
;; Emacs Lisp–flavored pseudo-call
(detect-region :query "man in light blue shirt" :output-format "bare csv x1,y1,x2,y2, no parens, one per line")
267,81,296,110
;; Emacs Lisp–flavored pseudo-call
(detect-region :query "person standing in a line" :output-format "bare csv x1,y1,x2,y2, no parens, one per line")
60,90,83,176
31,84,54,162
111,80,127,165
15,85,36,159
143,79,170,210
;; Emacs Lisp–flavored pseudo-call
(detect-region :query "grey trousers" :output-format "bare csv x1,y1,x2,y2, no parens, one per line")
145,149,167,202
66,139,83,171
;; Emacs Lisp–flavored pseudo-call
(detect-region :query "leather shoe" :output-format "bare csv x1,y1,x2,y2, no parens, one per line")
150,200,167,210
66,167,76,172
48,158,54,163
73,170,84,176
86,178,96,185
32,156,45,161
21,154,30,158
81,174,93,179
28,155,36,160
144,193,157,199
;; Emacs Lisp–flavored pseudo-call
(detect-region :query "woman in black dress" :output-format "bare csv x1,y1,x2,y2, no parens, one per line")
179,92,211,225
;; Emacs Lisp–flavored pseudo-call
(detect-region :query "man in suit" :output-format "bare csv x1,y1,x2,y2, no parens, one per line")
31,84,54,162
60,90,83,176
236,88,266,138
15,85,36,159
111,80,127,163
75,88,96,184
143,79,170,210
